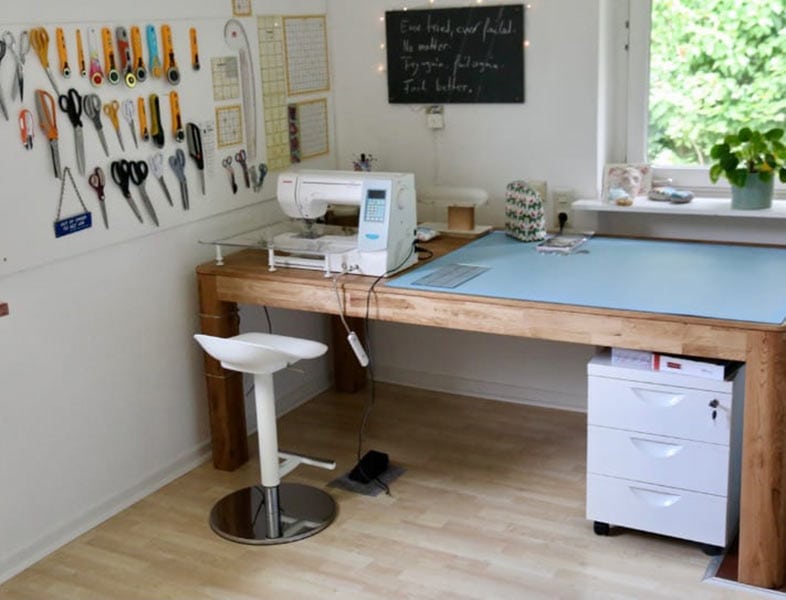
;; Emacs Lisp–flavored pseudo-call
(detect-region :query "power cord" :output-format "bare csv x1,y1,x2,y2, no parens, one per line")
352,244,418,495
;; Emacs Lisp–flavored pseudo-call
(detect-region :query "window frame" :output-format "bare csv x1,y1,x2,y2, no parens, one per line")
624,0,785,198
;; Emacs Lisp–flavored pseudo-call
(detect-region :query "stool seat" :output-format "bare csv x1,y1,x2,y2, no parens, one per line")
194,332,327,374
194,332,336,545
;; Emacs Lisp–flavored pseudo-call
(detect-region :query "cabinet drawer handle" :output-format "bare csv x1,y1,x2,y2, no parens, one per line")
629,437,684,458
630,486,681,508
632,387,684,408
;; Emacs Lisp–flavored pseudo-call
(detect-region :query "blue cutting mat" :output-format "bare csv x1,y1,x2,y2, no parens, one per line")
387,231,786,324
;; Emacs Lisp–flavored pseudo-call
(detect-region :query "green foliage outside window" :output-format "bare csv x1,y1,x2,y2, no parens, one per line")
648,0,786,165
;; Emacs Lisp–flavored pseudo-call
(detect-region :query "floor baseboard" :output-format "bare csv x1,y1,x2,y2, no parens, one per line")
373,364,586,412
0,441,212,584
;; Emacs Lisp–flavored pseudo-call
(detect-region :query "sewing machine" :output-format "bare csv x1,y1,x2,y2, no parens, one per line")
272,170,418,276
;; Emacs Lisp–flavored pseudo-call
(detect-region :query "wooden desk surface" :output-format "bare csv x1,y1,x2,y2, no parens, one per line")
195,235,786,589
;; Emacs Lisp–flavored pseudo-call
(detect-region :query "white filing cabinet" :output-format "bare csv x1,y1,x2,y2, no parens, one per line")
585,351,744,551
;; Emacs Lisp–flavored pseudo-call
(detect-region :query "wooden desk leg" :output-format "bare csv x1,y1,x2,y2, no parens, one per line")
197,273,249,471
738,330,786,588
331,315,367,392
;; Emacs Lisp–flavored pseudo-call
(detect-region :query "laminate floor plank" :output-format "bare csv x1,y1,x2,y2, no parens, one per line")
0,383,753,599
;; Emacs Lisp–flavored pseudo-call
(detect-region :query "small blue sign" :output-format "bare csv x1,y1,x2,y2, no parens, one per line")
54,212,92,238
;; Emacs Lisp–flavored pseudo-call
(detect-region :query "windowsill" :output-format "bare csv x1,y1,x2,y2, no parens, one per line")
573,197,786,220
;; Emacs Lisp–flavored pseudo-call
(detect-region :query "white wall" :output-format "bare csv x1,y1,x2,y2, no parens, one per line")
329,0,602,228
327,0,606,411
0,0,330,583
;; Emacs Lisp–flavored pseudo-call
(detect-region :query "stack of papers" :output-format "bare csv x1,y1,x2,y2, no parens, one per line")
536,233,591,254
610,347,740,380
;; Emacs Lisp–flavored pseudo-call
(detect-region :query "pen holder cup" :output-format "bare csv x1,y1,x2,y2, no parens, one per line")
505,180,547,242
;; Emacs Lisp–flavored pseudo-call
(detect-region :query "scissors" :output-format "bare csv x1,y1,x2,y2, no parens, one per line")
0,40,8,121
82,93,109,157
88,166,108,228
149,152,173,206
169,148,189,210
222,156,238,194
35,89,60,179
110,160,143,223
235,149,250,189
30,27,60,96
19,108,33,150
2,31,30,101
58,88,85,175
127,160,158,226
103,100,125,151
186,122,204,194
121,99,138,149
251,163,268,193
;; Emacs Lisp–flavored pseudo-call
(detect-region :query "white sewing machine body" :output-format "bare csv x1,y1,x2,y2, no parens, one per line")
273,170,418,277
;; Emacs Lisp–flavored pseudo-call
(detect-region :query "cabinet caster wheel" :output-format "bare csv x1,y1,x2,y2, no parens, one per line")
700,544,723,556
593,521,610,536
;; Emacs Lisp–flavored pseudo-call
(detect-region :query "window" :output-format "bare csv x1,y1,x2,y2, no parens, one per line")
626,0,786,194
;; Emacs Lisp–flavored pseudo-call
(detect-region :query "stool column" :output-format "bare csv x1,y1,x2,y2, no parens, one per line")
254,372,282,538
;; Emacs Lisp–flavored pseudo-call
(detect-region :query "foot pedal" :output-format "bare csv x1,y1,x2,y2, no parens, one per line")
348,450,389,483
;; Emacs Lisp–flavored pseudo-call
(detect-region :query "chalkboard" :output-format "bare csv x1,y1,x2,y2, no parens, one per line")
385,4,524,104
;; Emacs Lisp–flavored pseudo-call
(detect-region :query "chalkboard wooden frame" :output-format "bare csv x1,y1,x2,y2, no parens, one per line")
385,4,525,104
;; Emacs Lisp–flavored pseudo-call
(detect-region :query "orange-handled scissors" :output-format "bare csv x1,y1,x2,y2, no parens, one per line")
35,89,60,178
19,108,34,150
102,99,125,151
30,27,60,95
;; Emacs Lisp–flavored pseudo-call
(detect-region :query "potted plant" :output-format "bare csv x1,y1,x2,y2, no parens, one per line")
709,127,786,209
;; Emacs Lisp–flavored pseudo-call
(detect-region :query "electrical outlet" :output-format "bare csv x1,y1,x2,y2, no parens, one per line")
426,104,444,129
0,302,8,317
551,188,574,229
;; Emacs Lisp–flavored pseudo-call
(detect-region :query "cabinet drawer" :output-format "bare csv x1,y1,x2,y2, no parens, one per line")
586,474,730,547
587,426,729,496
588,376,732,444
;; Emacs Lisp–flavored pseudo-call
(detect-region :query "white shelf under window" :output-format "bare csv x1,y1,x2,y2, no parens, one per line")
573,197,786,220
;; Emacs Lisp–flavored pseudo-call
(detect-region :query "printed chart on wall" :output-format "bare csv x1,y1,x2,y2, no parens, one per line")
211,56,241,101
258,14,330,171
282,15,330,95
288,98,328,163
216,105,244,147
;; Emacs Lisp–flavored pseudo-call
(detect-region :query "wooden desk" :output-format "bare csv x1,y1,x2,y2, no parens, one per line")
196,237,786,589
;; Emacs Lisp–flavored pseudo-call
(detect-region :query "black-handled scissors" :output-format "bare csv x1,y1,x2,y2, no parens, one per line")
125,159,159,227
235,148,250,189
0,40,8,121
186,122,205,195
110,159,143,223
58,88,85,175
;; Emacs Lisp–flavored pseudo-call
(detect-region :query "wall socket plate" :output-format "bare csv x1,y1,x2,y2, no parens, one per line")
426,105,444,129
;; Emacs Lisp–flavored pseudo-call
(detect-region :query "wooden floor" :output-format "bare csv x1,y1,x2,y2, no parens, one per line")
0,383,756,599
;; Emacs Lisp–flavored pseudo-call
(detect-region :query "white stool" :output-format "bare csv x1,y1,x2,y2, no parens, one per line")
194,332,337,544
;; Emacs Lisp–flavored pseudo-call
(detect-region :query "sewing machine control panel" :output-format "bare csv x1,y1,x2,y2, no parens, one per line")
358,180,393,251
363,190,387,223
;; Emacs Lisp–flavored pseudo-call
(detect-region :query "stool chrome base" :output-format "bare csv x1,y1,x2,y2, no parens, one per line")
209,483,337,545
